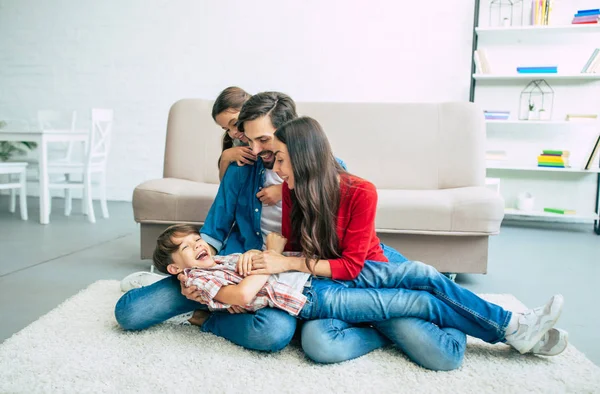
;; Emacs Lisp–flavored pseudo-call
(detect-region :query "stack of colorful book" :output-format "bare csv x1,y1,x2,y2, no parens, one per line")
538,150,570,168
517,66,557,74
572,9,600,24
484,110,510,120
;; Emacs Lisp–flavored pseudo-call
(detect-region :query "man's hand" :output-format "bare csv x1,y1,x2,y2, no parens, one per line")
226,306,248,314
266,232,287,254
237,250,261,277
256,184,282,206
250,251,289,275
178,273,204,302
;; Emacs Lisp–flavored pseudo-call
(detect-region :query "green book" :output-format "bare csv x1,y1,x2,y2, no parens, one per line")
542,150,568,156
543,208,576,215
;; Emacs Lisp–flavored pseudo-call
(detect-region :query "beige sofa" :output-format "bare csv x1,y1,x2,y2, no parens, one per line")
133,99,504,273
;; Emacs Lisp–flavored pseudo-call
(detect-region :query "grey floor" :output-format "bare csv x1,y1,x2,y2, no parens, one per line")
1,197,599,366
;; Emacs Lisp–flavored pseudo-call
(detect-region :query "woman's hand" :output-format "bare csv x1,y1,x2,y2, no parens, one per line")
222,146,256,166
250,251,289,275
256,184,282,206
237,250,261,277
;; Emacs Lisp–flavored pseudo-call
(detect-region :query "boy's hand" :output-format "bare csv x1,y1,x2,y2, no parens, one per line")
256,184,282,206
266,232,287,254
237,250,261,277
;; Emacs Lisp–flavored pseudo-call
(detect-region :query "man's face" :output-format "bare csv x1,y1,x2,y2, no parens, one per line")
243,115,277,169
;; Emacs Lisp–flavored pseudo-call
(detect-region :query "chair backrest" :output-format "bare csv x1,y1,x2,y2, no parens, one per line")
37,110,78,160
86,108,113,168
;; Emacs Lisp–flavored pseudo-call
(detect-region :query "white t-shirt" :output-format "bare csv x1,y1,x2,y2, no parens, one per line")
260,169,283,247
260,169,310,290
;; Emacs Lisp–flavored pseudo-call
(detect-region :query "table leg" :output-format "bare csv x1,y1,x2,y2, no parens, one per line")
39,136,50,224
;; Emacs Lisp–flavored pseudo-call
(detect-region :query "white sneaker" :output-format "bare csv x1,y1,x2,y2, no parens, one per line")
120,271,167,292
505,294,564,354
529,328,568,356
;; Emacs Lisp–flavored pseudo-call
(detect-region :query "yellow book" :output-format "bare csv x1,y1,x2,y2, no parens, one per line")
538,155,566,163
542,0,546,25
534,0,539,25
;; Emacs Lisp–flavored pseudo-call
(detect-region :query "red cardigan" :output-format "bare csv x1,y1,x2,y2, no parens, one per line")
281,173,387,280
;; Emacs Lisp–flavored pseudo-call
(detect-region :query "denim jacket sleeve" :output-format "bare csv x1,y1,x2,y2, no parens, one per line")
335,157,347,171
200,164,249,253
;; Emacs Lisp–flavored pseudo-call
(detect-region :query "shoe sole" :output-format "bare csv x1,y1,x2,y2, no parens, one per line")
518,294,564,354
537,329,569,356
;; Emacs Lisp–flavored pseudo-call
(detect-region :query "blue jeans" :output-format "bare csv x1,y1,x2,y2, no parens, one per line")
300,244,512,369
114,275,297,352
299,271,510,341
301,244,467,370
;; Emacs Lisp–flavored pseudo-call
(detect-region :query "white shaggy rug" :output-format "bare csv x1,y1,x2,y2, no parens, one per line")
1,281,599,394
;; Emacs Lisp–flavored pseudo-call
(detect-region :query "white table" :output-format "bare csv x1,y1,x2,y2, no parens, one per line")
0,129,89,224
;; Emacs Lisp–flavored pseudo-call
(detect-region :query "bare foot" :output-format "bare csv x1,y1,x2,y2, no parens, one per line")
188,310,210,327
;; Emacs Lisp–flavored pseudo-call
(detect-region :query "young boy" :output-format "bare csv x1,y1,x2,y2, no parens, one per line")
153,224,568,358
153,224,309,316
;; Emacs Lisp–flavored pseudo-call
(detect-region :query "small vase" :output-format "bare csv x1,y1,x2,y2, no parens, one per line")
538,110,549,121
528,110,538,121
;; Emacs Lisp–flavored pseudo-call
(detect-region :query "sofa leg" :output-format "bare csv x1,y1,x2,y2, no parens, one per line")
442,273,457,282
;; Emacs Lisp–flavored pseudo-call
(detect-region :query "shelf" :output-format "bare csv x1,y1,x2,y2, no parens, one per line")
504,208,599,222
476,24,600,35
487,164,600,173
486,120,569,125
474,74,600,81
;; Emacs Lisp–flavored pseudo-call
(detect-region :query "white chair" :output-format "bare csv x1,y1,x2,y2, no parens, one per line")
0,162,28,220
47,108,113,223
37,110,79,163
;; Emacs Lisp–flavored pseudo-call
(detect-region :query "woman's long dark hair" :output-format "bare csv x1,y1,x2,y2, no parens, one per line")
274,117,346,272
212,86,251,152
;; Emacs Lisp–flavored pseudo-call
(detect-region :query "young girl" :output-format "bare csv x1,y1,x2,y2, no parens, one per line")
212,86,256,180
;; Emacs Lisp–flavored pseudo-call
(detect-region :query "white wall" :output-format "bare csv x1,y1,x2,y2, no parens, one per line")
0,0,476,200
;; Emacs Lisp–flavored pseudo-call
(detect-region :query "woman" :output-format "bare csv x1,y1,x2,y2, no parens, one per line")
248,116,568,363
212,86,256,180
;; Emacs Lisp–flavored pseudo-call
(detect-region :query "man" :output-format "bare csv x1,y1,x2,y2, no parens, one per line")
114,92,300,353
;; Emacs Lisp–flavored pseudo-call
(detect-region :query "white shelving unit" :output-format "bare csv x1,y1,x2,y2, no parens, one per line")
474,73,600,80
472,1,600,233
487,164,600,173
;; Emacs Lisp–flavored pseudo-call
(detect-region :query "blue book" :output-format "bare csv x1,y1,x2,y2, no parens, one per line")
575,10,600,16
517,67,558,73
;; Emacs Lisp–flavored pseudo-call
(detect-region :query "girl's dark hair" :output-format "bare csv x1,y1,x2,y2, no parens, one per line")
212,86,251,152
237,92,297,133
153,224,200,274
274,117,346,273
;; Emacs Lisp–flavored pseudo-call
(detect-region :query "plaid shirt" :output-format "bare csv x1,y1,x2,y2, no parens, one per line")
184,253,307,316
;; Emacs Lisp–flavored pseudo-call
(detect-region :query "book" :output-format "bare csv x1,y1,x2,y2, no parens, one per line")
538,155,568,163
543,208,576,214
486,150,507,161
477,49,492,74
575,9,600,16
538,163,567,168
581,49,600,73
584,133,600,170
566,114,598,122
542,150,570,156
517,66,557,73
572,15,600,22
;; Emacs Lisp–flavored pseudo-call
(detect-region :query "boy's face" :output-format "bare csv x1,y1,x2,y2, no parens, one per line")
167,232,216,275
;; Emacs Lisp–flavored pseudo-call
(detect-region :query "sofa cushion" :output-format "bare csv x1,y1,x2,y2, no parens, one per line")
133,178,219,224
376,187,504,235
